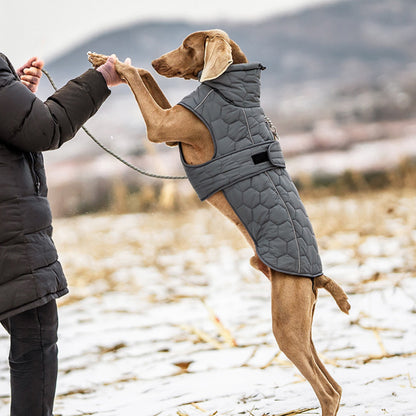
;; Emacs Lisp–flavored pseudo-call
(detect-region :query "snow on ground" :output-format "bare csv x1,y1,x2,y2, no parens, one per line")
1,191,416,416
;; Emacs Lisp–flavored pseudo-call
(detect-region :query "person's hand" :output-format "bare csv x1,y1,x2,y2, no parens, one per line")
97,54,131,87
17,57,44,93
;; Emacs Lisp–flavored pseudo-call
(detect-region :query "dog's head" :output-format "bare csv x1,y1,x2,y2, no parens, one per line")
151,29,247,82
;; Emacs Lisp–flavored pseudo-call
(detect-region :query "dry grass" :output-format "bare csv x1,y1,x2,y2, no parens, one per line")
42,186,416,416
305,187,416,237
53,185,416,303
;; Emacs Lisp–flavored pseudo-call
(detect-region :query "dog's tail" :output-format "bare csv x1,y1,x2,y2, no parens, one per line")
314,275,351,314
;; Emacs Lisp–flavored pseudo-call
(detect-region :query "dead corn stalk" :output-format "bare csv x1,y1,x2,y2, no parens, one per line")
202,301,238,347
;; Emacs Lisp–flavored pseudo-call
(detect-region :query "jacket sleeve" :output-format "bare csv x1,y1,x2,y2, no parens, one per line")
0,58,111,152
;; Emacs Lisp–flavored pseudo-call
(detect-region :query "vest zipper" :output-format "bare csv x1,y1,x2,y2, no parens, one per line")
26,153,41,195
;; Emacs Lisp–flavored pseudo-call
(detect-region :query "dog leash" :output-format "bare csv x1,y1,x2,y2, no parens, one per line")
41,68,188,180
40,68,281,179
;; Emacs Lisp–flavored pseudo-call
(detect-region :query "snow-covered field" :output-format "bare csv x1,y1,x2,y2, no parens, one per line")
1,190,416,416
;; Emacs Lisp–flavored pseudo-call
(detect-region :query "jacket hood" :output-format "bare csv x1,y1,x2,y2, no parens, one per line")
199,63,265,107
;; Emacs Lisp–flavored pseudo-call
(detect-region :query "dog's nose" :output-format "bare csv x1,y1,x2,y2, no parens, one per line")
152,58,170,75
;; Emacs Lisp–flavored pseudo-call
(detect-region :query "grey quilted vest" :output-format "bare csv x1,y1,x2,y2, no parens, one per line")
178,63,322,278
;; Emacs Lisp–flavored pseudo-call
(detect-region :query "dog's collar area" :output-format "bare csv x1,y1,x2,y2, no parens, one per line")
198,62,264,107
198,62,266,81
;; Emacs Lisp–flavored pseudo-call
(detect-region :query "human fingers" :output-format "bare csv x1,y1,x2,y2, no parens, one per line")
17,57,44,78
21,74,40,85
97,54,125,87
31,58,44,70
21,56,38,68
20,66,42,93
22,66,42,78
17,57,33,77
20,79,37,93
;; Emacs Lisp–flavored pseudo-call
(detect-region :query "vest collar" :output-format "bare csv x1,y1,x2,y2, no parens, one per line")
199,63,265,107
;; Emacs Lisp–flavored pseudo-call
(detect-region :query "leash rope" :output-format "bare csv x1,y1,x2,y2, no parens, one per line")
41,68,188,180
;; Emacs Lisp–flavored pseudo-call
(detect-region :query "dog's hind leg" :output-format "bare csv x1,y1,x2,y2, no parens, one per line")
309,302,342,412
270,272,340,416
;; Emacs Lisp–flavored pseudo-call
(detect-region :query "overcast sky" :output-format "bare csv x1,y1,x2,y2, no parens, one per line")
2,0,341,65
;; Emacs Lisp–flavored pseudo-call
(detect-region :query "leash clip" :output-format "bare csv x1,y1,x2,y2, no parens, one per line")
264,116,279,140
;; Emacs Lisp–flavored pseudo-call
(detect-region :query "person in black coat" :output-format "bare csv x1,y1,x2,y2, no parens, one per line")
0,52,123,416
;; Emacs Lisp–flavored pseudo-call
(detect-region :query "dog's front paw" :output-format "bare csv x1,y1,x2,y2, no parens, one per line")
87,51,109,68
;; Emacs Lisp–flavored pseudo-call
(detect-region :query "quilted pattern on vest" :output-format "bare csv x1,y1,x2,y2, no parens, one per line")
178,63,322,278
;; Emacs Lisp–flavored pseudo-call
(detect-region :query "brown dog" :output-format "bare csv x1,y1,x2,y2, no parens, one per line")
89,29,350,416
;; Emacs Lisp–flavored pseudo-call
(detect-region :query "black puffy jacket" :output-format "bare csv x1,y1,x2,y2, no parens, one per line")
0,53,110,320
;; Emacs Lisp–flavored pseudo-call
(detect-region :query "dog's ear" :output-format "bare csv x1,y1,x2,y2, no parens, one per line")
200,34,233,82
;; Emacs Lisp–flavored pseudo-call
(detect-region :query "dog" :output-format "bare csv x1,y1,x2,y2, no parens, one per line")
89,29,350,416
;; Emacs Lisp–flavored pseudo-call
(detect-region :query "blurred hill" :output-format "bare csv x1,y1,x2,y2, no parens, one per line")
44,0,415,91
36,0,416,216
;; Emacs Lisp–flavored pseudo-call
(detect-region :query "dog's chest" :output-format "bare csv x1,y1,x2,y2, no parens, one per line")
180,135,214,165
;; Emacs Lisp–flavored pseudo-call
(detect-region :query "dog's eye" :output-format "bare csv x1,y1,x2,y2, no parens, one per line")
183,43,195,57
